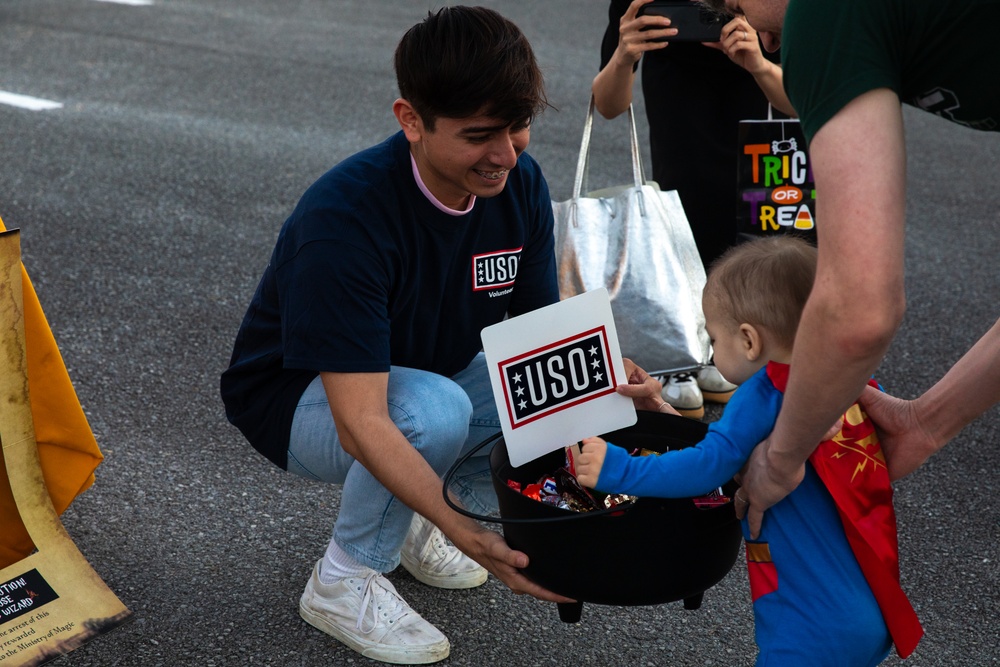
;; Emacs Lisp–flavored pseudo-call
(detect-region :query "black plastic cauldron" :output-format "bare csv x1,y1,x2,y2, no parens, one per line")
444,411,743,622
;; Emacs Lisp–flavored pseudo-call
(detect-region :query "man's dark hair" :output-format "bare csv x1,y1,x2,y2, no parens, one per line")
394,6,548,130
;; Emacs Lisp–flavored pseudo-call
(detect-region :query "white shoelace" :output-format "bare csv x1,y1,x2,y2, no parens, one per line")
355,572,408,633
425,527,467,571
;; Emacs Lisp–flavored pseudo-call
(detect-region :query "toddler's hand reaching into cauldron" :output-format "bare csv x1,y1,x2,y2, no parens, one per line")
574,437,609,488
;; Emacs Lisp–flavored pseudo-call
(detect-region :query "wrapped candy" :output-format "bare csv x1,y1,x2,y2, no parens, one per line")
507,449,639,513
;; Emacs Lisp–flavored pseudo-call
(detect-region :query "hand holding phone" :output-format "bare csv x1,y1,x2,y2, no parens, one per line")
637,1,727,42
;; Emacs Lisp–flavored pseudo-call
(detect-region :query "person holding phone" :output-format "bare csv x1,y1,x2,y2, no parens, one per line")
693,0,1000,541
592,0,787,417
714,15,793,115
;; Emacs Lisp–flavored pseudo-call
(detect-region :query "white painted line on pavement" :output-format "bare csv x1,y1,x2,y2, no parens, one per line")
0,91,63,111
91,0,153,5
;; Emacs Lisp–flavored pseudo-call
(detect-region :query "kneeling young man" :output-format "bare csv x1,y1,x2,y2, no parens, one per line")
222,6,567,664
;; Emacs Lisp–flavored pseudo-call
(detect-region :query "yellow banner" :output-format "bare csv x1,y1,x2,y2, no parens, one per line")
0,217,103,570
0,228,129,666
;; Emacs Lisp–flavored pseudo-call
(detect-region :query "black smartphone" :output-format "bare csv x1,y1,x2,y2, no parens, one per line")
637,1,727,42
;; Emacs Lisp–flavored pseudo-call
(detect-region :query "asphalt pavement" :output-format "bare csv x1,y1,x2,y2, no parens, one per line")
0,1,997,665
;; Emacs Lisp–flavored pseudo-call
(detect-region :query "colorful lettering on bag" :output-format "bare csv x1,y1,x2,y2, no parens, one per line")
739,126,817,236
771,185,802,204
762,155,783,187
744,143,770,183
744,141,812,187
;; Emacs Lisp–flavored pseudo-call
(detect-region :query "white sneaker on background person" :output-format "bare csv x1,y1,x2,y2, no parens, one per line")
299,561,451,665
697,363,738,404
661,371,704,419
400,514,488,589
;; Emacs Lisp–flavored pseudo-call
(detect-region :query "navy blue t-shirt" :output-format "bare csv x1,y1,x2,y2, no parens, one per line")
221,132,559,468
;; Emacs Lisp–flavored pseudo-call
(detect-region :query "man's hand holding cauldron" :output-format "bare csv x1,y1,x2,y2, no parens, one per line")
459,523,575,603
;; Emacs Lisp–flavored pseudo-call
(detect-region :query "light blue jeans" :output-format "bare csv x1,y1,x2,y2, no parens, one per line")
286,352,499,572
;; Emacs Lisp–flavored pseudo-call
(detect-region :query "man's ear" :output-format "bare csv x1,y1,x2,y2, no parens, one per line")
393,98,423,143
739,323,763,362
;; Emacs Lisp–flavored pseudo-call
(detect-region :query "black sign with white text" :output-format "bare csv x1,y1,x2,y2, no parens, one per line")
499,327,618,428
0,570,58,626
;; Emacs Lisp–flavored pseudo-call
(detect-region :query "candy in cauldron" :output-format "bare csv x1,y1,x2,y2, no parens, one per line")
490,411,742,622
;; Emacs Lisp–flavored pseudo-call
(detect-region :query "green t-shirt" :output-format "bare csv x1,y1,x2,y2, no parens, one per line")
783,0,1000,141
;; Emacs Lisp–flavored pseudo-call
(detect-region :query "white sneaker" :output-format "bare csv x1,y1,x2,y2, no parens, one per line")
697,364,737,404
299,560,450,665
661,372,704,419
401,514,488,590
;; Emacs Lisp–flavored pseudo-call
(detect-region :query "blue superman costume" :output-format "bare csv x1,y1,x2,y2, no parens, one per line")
595,362,922,666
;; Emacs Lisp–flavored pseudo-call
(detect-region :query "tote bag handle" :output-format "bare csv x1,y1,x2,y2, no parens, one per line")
568,97,647,225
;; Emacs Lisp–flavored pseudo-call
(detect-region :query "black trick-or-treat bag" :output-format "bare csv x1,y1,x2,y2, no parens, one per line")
736,114,817,245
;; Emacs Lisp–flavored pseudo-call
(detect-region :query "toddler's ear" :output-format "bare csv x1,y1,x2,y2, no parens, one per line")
739,322,763,362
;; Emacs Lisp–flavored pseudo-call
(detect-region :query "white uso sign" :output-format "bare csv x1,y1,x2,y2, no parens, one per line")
482,288,636,467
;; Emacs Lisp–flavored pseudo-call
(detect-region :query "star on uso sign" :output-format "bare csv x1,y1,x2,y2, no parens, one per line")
482,288,636,467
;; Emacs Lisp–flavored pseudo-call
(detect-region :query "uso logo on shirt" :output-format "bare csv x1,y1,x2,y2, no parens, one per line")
472,247,521,291
498,327,617,428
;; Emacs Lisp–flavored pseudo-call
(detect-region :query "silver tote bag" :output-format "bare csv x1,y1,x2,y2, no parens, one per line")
553,98,710,376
